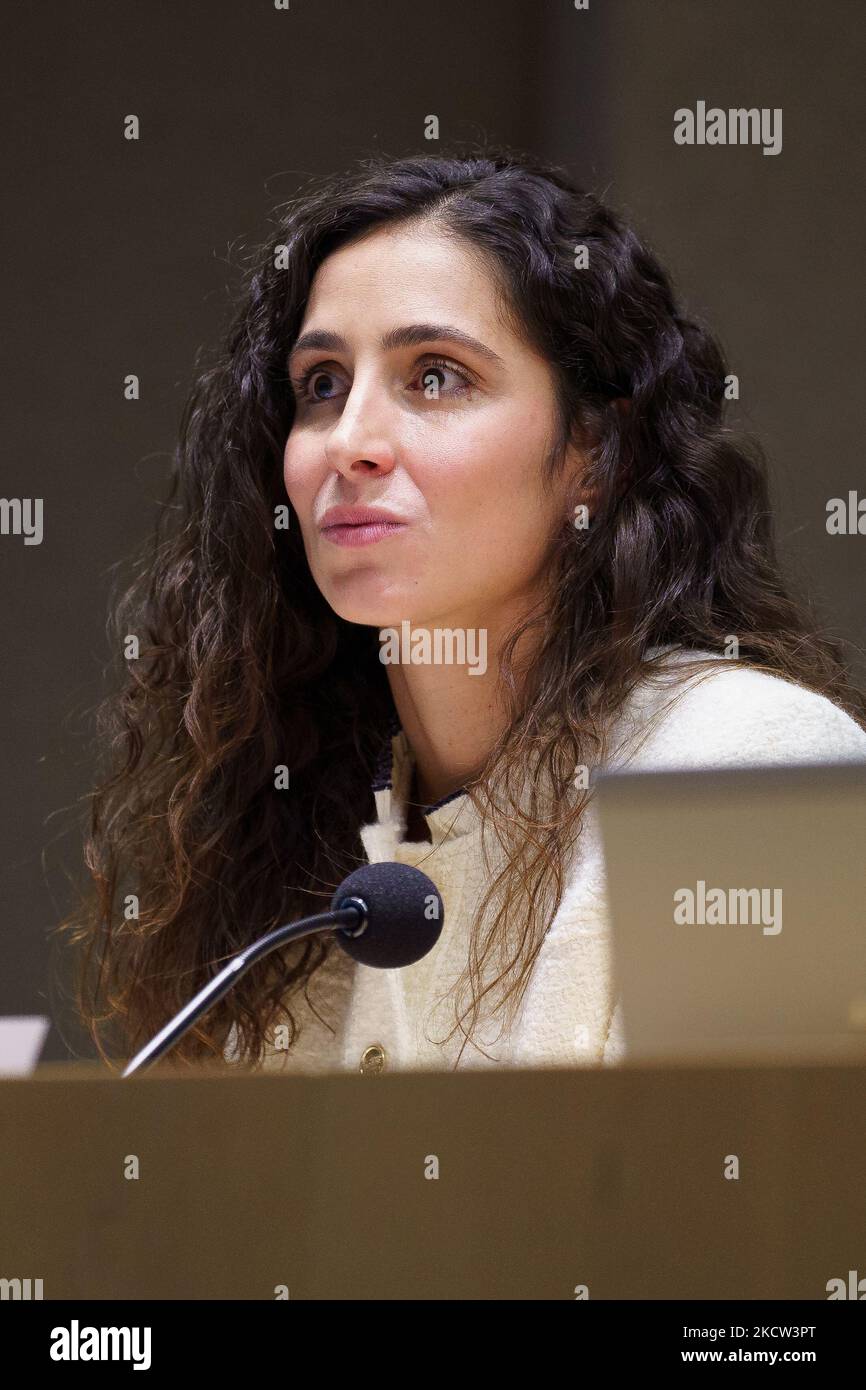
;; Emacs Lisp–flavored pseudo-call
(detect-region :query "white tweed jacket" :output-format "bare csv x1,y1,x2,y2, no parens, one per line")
227,650,866,1075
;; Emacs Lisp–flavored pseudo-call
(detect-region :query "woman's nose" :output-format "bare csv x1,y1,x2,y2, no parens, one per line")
324,375,398,476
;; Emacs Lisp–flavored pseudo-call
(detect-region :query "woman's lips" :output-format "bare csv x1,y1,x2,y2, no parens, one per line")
321,520,407,547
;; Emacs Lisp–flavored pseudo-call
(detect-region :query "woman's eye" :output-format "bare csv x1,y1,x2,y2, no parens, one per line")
297,369,341,403
291,357,474,405
412,359,474,396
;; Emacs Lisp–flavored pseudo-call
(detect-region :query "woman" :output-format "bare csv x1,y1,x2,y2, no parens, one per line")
58,150,866,1075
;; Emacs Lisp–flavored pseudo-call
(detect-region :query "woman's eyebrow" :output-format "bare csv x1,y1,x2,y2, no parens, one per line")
287,322,505,368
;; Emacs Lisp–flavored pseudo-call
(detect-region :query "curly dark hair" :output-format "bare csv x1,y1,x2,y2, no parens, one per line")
56,147,866,1071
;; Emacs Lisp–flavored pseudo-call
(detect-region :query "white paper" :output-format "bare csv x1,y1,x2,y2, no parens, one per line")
0,1016,50,1076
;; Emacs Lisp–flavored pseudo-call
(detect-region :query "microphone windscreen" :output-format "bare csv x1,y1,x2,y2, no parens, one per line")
331,861,444,967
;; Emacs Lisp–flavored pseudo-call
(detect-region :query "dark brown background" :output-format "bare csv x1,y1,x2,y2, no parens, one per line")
2,0,863,1061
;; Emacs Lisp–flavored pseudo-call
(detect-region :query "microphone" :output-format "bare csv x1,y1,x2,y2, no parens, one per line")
121,861,444,1077
331,861,443,966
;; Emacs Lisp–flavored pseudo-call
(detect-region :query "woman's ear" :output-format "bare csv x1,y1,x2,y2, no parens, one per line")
567,400,634,521
564,398,634,522
564,451,600,527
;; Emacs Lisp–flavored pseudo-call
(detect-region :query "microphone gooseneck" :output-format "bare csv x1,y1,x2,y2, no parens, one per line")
122,861,444,1076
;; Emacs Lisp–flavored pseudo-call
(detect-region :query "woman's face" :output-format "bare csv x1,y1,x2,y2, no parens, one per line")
283,223,579,633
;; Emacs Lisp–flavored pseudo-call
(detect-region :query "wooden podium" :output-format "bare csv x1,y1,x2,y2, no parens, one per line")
1,1058,863,1300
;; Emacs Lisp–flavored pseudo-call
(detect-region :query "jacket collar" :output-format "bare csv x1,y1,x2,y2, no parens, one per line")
368,699,478,848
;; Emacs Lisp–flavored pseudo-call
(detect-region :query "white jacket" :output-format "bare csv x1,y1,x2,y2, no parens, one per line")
227,650,866,1075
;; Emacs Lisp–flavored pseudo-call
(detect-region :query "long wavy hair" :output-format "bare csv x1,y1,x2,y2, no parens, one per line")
56,148,866,1071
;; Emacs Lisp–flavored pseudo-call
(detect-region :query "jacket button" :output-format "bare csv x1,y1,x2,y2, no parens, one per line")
360,1043,387,1074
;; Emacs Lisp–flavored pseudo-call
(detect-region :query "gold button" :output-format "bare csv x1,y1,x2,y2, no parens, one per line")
360,1043,387,1074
